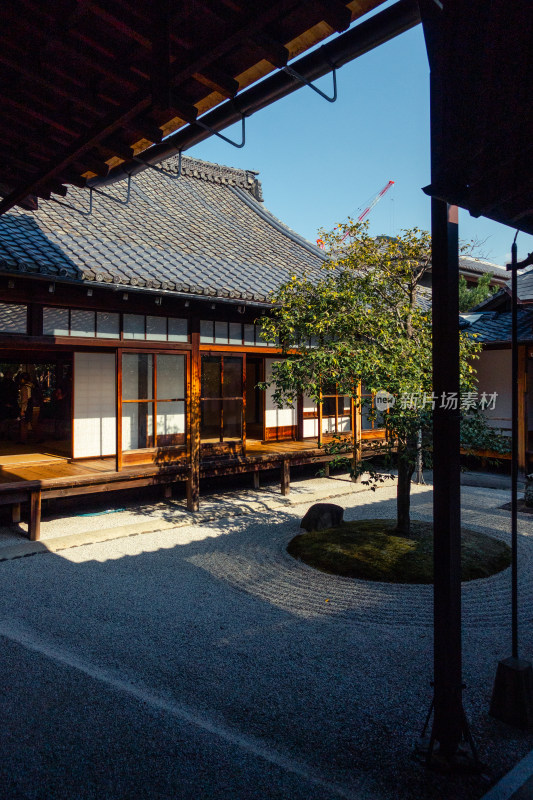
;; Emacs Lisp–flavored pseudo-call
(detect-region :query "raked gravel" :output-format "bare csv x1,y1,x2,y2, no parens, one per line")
0,478,532,799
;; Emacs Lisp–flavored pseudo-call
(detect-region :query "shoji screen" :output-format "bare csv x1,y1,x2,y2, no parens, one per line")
264,358,297,440
73,352,116,458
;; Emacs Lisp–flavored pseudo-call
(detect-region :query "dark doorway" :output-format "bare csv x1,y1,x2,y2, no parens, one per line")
245,357,264,441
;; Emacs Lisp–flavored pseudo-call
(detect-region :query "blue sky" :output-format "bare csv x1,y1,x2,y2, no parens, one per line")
191,10,531,268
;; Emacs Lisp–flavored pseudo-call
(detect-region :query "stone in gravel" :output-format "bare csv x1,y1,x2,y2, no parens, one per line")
300,503,344,532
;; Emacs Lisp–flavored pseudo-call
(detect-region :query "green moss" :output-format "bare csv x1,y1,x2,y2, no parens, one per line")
287,519,511,584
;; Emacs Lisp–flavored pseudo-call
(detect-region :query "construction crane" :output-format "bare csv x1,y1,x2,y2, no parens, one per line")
317,180,395,249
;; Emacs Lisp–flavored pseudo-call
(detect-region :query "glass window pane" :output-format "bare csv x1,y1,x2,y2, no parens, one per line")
168,317,188,342
43,306,68,336
338,396,351,416
96,311,119,339
157,354,185,399
223,357,242,397
323,396,336,417
157,400,185,446
229,322,242,345
71,309,95,337
0,302,27,333
255,322,265,345
361,398,373,430
200,399,221,441
146,315,167,341
122,353,153,400
122,402,154,450
215,321,228,344
200,320,213,343
124,314,145,340
223,399,242,441
243,324,255,346
201,356,221,398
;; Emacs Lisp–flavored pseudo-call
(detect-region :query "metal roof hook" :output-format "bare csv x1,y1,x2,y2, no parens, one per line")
90,172,133,206
195,110,246,149
133,148,183,179
282,61,337,103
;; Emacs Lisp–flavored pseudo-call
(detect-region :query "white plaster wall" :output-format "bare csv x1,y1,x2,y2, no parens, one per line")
264,358,296,429
475,349,511,434
74,352,116,457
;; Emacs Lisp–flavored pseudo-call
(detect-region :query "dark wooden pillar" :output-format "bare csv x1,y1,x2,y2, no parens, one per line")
253,471,260,490
518,345,527,473
29,490,41,541
12,503,21,524
281,459,290,496
187,328,200,511
431,198,463,756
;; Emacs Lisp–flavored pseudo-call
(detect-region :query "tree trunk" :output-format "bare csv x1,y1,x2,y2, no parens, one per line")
396,447,415,534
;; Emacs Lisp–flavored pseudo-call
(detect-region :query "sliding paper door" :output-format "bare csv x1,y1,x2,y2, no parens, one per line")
73,352,116,458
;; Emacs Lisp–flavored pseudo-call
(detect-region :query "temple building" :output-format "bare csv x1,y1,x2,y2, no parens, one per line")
0,156,385,539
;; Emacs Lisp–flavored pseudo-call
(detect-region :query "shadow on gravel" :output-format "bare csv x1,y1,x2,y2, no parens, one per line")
1,489,532,800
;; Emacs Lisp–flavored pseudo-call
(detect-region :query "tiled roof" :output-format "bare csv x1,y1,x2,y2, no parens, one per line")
459,310,533,342
517,267,533,302
0,156,326,304
458,255,509,281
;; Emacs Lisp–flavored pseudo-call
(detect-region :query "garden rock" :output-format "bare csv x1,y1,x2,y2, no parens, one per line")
301,503,344,532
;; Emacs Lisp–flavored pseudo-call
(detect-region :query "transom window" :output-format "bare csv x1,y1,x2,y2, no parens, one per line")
42,307,188,342
0,302,27,334
122,353,186,451
200,320,275,347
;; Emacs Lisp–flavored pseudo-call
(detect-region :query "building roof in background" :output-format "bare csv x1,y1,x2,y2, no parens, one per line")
472,266,533,311
458,255,509,284
459,310,533,343
0,156,326,304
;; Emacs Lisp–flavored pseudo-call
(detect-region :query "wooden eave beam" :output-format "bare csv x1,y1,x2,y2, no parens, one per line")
0,0,328,213
249,33,290,67
312,0,352,32
193,67,240,98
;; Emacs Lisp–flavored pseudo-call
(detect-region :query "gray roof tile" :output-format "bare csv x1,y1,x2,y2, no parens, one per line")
0,155,326,303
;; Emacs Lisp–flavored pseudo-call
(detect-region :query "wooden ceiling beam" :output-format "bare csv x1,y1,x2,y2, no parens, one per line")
312,0,352,32
150,0,172,110
249,33,289,67
72,157,111,177
0,0,301,213
193,67,239,98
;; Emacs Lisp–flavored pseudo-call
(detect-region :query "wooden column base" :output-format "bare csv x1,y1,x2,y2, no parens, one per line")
186,476,199,512
163,484,172,499
29,490,41,541
253,472,260,490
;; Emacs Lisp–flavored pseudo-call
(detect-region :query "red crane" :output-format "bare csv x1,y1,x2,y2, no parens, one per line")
317,180,394,249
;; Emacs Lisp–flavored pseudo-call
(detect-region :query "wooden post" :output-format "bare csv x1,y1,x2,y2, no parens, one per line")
351,386,362,481
116,348,123,472
253,471,260,489
29,490,41,541
281,459,290,496
163,484,172,499
431,198,463,757
324,463,330,477
317,390,323,447
187,326,200,511
518,345,527,473
12,503,21,524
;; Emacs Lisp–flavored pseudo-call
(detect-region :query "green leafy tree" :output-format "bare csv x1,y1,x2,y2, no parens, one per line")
260,222,487,535
458,272,497,312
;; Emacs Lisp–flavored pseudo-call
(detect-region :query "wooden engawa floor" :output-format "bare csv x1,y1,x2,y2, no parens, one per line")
0,439,324,487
